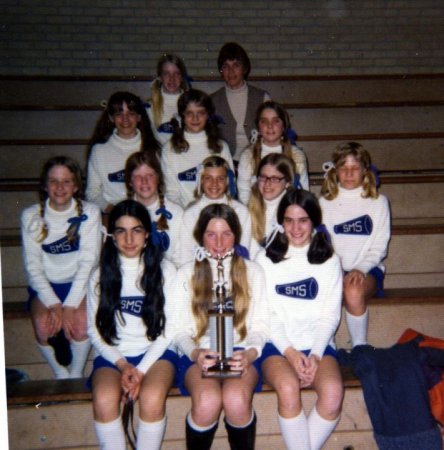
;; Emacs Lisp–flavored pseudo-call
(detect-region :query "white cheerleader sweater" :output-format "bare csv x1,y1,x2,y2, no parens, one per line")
145,196,183,268
161,130,234,208
178,194,252,266
319,186,391,274
256,245,342,358
87,256,177,374
249,190,286,260
21,199,102,308
173,256,269,359
237,143,309,205
86,129,142,211
147,90,182,146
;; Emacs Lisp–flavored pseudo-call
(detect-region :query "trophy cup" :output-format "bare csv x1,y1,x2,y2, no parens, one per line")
203,251,241,378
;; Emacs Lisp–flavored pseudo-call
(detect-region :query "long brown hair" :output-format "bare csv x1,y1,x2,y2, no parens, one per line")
191,204,250,342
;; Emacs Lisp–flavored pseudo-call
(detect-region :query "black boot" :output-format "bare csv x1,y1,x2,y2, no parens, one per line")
186,417,218,450
225,413,256,450
47,329,72,366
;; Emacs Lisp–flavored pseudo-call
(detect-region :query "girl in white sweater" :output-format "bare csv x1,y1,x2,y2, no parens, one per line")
256,189,343,450
21,156,101,379
178,155,251,265
320,142,391,347
161,88,234,208
249,153,298,259
237,100,309,205
148,53,191,146
86,91,160,214
125,151,183,268
174,204,269,450
88,200,178,450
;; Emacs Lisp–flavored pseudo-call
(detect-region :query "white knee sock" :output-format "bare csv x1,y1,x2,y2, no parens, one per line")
69,338,91,378
37,343,69,379
307,407,340,450
136,416,167,450
94,416,126,450
278,411,310,450
345,309,369,347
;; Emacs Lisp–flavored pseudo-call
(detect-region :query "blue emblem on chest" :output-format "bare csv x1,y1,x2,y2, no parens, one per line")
275,277,318,300
333,215,373,235
42,236,79,254
120,296,144,317
178,167,197,182
108,169,125,183
158,122,174,133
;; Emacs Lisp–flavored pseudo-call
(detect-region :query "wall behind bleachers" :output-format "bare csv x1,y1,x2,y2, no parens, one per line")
1,0,444,76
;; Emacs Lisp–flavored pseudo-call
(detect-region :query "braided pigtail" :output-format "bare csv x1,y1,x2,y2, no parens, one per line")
156,191,169,231
37,194,49,243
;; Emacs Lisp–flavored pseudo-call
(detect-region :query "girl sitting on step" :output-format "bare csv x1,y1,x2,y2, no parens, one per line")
87,200,178,450
178,154,251,266
237,100,309,205
148,53,191,146
125,151,183,268
174,203,269,450
86,91,160,216
256,189,343,450
319,142,391,348
161,88,234,208
21,155,102,379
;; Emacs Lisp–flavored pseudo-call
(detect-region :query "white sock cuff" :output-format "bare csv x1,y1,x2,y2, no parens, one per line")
225,410,255,429
278,409,306,424
138,415,167,428
310,407,340,426
186,412,218,432
94,415,122,429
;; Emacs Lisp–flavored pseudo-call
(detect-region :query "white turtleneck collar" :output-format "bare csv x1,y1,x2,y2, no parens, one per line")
111,128,141,150
262,141,283,153
338,185,364,197
286,243,310,258
184,130,207,144
46,197,77,217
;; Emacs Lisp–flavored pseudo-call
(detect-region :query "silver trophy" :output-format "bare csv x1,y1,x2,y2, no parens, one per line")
203,251,241,378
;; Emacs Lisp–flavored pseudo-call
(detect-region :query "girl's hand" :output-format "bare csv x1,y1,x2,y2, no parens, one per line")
47,304,63,337
344,269,366,286
62,306,76,341
119,360,143,401
300,355,320,387
284,347,316,387
191,348,220,372
228,348,257,375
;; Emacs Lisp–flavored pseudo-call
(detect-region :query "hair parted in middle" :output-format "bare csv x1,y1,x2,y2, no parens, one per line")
321,142,378,201
190,203,250,344
96,199,166,344
265,189,333,265
170,88,222,154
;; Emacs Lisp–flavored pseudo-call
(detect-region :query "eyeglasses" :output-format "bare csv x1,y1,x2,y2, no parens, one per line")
257,175,286,184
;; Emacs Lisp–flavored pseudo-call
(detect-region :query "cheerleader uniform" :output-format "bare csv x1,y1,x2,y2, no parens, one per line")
178,194,252,266
21,198,102,378
161,130,234,208
237,143,309,205
86,129,142,211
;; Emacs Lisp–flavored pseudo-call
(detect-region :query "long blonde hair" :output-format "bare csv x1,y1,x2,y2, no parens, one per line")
321,142,378,201
191,204,250,343
249,153,295,243
150,54,189,128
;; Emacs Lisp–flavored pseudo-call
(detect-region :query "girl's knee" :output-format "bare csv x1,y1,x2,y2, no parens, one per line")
274,377,301,411
318,380,344,415
138,385,168,419
192,387,222,419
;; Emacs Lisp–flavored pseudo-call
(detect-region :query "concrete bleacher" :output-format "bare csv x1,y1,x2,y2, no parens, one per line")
2,74,444,449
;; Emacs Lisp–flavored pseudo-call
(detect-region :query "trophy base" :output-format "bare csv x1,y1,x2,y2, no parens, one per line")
202,360,242,378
